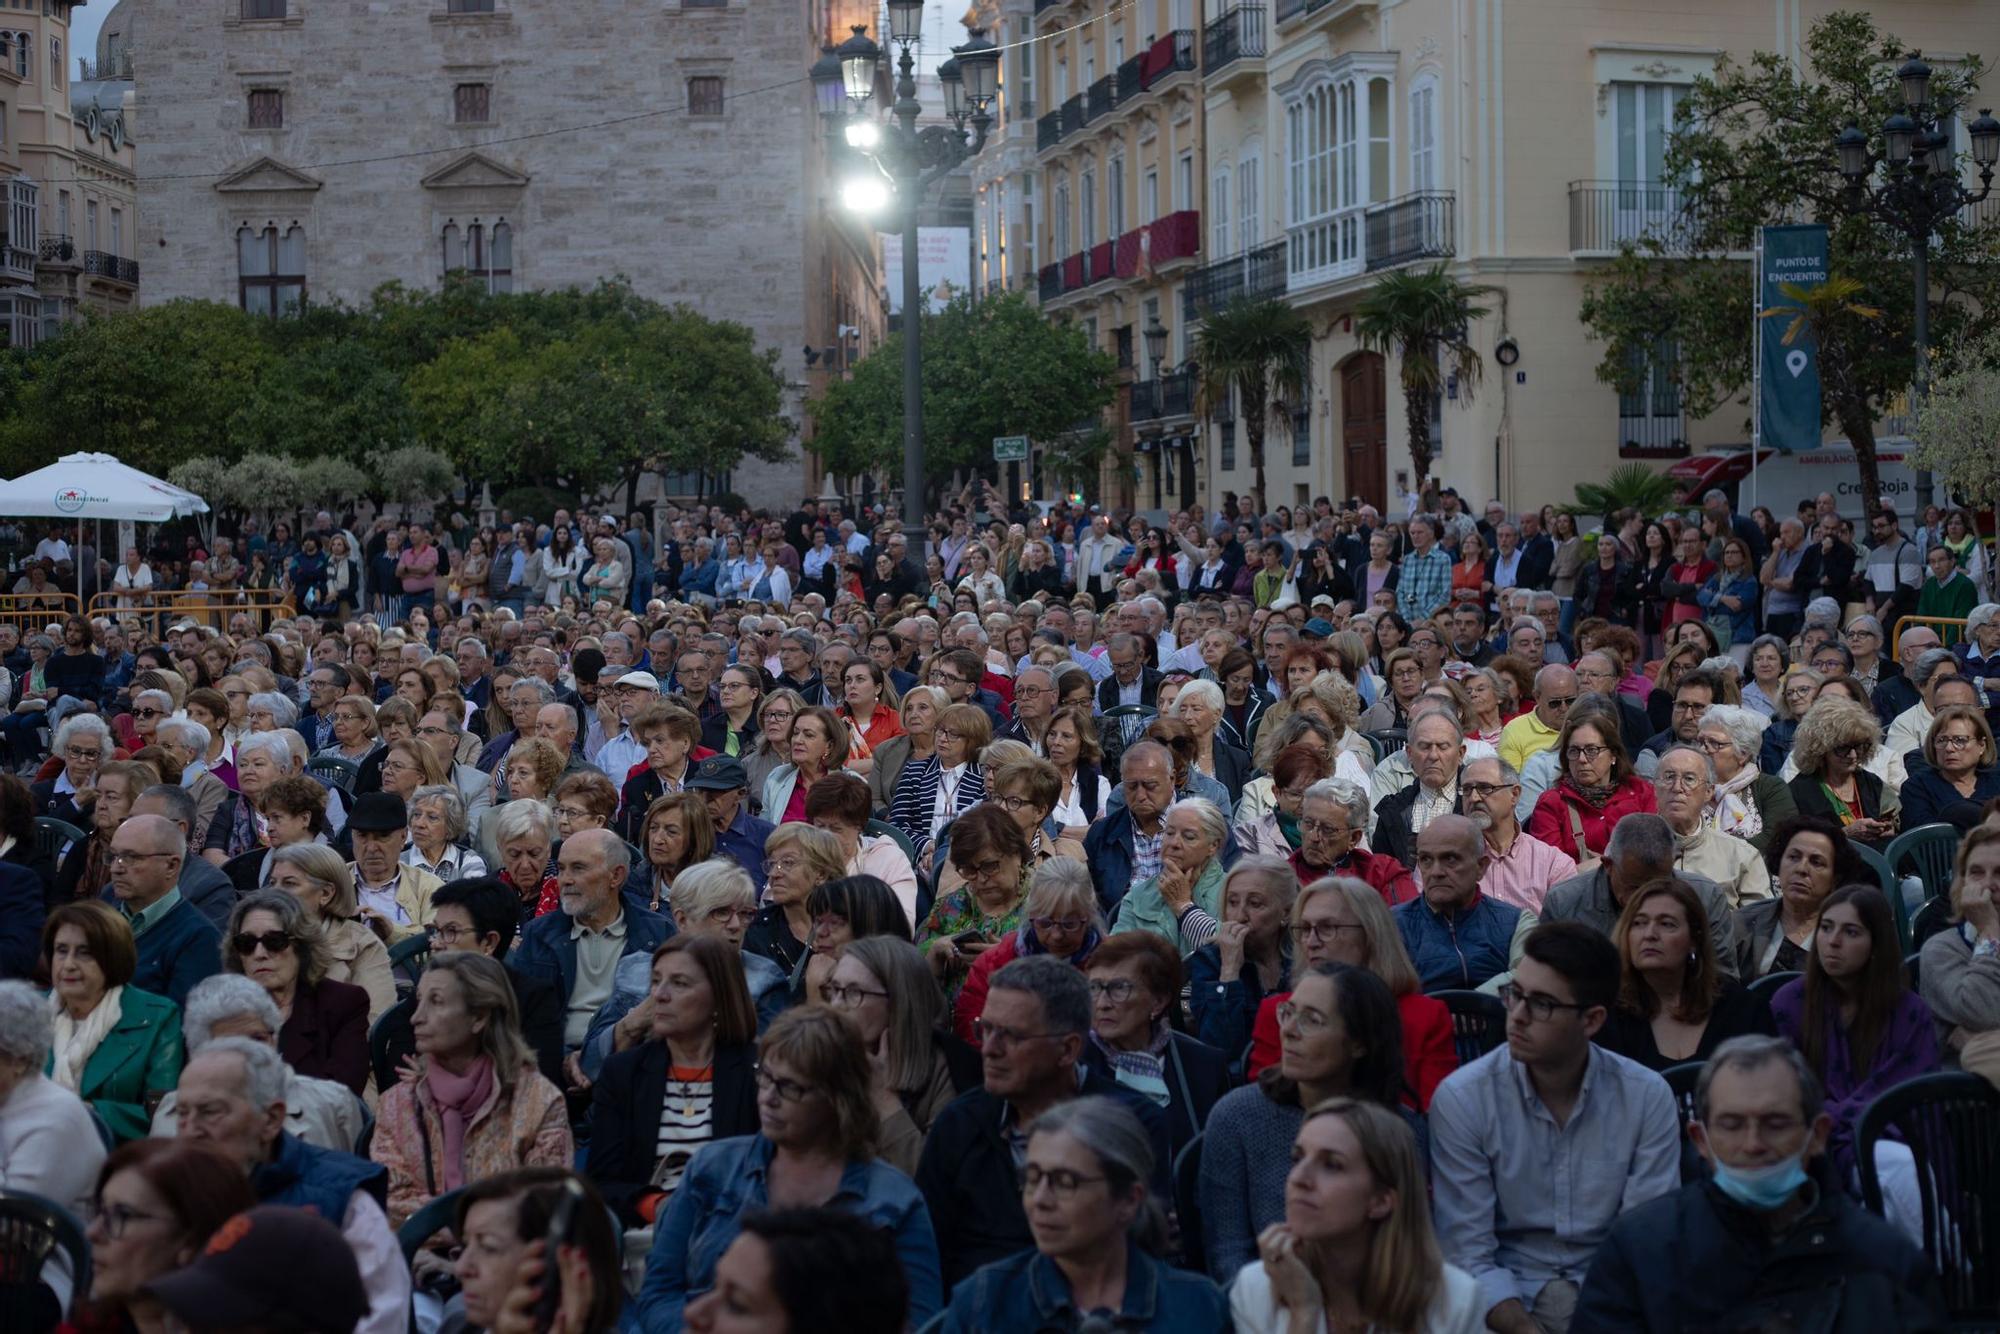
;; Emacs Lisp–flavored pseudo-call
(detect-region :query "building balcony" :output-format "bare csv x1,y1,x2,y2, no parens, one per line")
1365,190,1454,271
1203,5,1267,81
0,237,34,285
84,251,139,286
1115,209,1201,277
1619,407,1689,459
1130,367,1197,422
1274,0,1377,26
1140,31,1198,94
1034,0,1064,13
1085,75,1114,124
1287,191,1454,293
1569,181,1694,255
1117,54,1144,104
1037,110,1063,152
1060,94,1084,138
37,234,77,268
1038,263,1063,303
1183,240,1287,322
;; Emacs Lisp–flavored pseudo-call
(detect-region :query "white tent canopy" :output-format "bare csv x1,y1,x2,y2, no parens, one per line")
0,452,209,523
0,452,210,602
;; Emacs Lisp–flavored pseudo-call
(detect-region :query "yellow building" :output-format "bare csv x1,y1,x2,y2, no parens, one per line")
1032,0,2000,514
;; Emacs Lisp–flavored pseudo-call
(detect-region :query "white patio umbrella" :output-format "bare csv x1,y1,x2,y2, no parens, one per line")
0,452,210,603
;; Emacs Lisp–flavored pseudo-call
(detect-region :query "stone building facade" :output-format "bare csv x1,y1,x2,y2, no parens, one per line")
138,0,885,510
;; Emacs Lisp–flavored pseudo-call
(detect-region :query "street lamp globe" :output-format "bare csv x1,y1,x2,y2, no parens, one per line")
841,175,892,215
1897,53,1933,114
810,45,846,121
937,55,964,122
1883,112,1918,167
837,25,881,105
1835,121,1869,182
1144,316,1167,373
886,0,924,46
1971,109,2000,168
845,118,882,150
953,29,1001,112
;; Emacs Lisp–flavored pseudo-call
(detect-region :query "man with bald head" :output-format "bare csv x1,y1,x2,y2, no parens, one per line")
1872,624,1941,724
1498,665,1579,773
509,827,669,1086
110,812,223,1006
1396,814,1533,991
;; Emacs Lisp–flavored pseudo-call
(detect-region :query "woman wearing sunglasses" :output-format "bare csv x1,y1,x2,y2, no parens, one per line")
222,889,371,1095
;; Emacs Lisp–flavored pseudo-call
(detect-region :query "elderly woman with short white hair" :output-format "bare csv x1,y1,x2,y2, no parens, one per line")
39,713,113,828
400,782,487,883
0,978,105,1308
1963,603,2000,697
1169,678,1251,800
217,730,301,860
1696,704,1798,857
1110,796,1229,955
148,972,365,1151
246,690,299,733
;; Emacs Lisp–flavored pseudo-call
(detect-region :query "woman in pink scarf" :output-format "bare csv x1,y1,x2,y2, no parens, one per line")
369,952,570,1233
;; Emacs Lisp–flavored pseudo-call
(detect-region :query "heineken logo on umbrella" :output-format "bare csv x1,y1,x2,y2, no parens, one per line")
53,487,88,513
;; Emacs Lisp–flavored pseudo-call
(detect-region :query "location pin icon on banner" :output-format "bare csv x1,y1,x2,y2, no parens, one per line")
1785,349,1809,378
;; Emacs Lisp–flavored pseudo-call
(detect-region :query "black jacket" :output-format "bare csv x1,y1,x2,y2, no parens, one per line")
1573,1173,1944,1334
1078,1031,1230,1163
0,862,43,981
585,1040,759,1225
914,1073,1174,1289
1517,534,1556,590
1370,778,1466,868
29,779,85,830
1573,558,1642,627
1096,669,1162,714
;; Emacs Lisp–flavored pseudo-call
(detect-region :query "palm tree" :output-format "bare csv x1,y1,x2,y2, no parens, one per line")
1351,265,1498,494
1760,274,1887,514
1191,298,1312,514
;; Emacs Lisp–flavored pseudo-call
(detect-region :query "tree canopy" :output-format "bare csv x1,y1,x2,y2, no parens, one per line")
1577,11,2000,513
0,277,792,507
809,291,1116,497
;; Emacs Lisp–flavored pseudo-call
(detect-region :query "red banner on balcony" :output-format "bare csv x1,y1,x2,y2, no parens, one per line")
1150,210,1201,264
1140,33,1176,87
1062,253,1085,290
1090,241,1116,283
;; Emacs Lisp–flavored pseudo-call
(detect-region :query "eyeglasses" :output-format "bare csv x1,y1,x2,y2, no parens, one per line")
1276,1001,1331,1033
1032,915,1087,934
231,930,293,955
109,850,174,866
1291,921,1364,944
992,793,1036,813
1298,818,1350,839
1936,733,1980,751
955,855,1010,881
1088,978,1138,1002
415,725,451,738
1690,735,1732,754
972,1018,1057,1048
1539,695,1578,711
754,1069,813,1103
1460,781,1515,800
1829,742,1866,758
1498,982,1589,1021
1672,700,1711,714
64,746,102,760
1564,744,1609,762
89,1201,169,1240
1655,772,1708,791
1020,1165,1107,1199
130,708,164,720
822,981,890,1008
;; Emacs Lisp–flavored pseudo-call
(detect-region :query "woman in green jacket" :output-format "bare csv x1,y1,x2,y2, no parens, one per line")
40,901,183,1143
1111,797,1229,955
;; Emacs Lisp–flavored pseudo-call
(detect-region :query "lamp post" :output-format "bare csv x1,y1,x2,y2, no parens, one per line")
1833,53,2000,513
813,4,998,530
1144,313,1167,380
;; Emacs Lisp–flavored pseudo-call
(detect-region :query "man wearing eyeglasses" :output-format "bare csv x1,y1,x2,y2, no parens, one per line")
1498,664,1579,773
995,665,1057,755
1291,778,1415,906
1430,922,1680,1334
1869,624,1940,725
1541,813,1737,976
1463,755,1576,914
1570,652,1651,754
1575,1035,1941,1332
1395,815,1530,991
913,955,1170,1288
1634,668,1723,780
109,812,222,1007
1650,746,1769,909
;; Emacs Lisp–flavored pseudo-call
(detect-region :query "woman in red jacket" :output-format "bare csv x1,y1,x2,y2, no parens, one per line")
951,860,1101,1044
1526,708,1656,867
1245,875,1455,1109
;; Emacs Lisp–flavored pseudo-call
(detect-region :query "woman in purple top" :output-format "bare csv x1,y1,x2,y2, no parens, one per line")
1770,884,1939,1184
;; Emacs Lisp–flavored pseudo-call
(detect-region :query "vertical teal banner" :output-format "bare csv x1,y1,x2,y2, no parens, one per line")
1759,224,1828,452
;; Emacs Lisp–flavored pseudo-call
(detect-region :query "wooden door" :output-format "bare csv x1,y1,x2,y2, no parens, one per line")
1342,352,1388,512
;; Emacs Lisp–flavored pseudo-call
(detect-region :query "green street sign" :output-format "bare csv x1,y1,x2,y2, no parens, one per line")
992,435,1030,463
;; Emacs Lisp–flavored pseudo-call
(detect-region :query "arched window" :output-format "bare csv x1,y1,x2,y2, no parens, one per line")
441,217,514,293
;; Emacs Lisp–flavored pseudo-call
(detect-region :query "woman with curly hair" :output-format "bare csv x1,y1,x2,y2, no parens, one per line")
1785,697,1900,851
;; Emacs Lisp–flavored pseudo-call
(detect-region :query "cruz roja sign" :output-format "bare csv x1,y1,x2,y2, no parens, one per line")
992,435,1030,463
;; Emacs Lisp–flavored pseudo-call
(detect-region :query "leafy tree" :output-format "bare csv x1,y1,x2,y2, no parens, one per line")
1568,463,1684,520
1191,298,1312,513
809,292,1116,500
369,446,458,506
1578,11,2000,515
1911,327,2000,509
0,301,274,475
1351,265,1497,494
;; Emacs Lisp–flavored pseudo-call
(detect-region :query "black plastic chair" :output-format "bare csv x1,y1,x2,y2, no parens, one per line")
397,1186,466,1264
1171,1132,1204,1278
1904,950,1923,994
1856,1072,2000,1325
1883,823,1962,904
1911,896,1955,952
305,753,361,793
1430,990,1506,1067
31,817,84,867
387,932,431,993
1746,970,1800,1002
0,1188,92,1330
1366,727,1409,759
1660,1060,1710,1185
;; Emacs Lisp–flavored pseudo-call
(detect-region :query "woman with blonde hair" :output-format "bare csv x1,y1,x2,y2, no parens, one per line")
763,704,849,826
870,683,944,812
1919,823,2000,1059
1231,1098,1481,1334
745,824,848,976
266,842,396,1021
501,735,566,803
1187,855,1299,1064
1248,876,1456,1107
744,686,806,818
1785,697,1900,851
370,952,571,1230
949,857,1100,1044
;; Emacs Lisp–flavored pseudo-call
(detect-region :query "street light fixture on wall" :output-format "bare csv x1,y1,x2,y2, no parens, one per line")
1832,51,2000,511
815,13,1000,528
